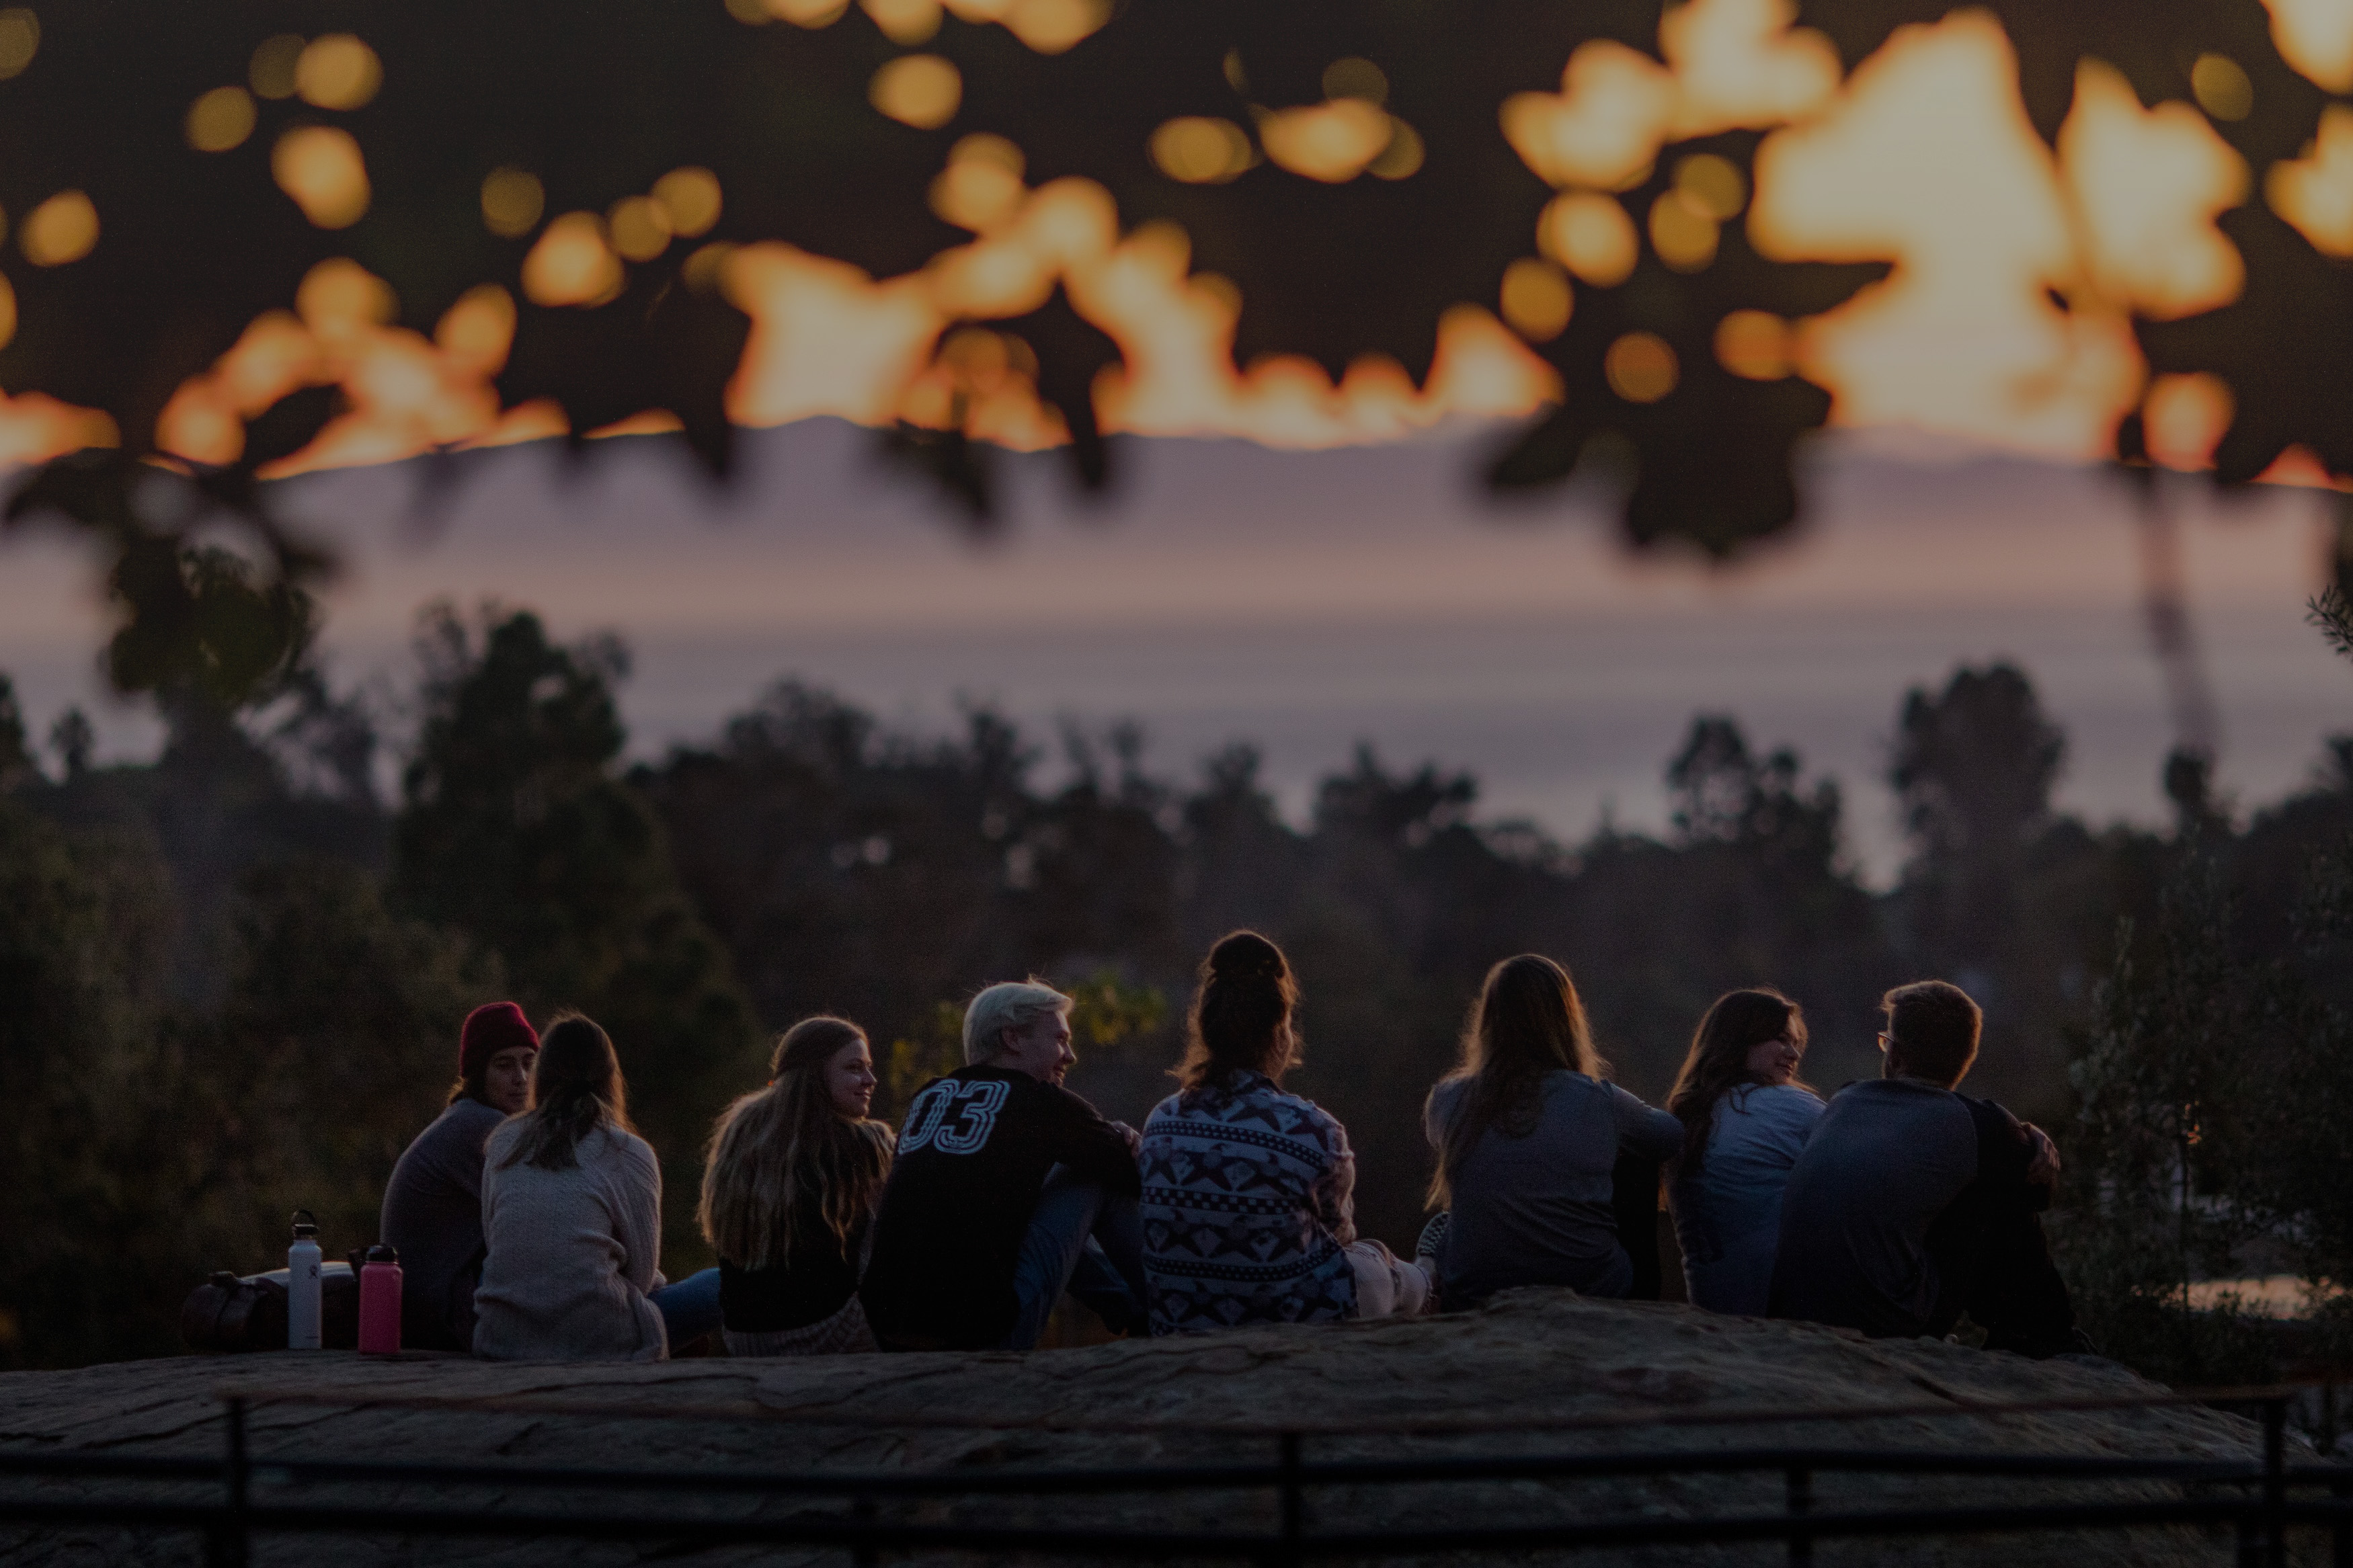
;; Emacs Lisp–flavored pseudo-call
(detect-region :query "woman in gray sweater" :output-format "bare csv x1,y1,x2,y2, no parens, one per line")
1423,955,1681,1307
473,1014,677,1362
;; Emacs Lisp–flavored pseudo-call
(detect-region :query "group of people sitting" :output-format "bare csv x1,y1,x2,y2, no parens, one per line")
378,929,2079,1360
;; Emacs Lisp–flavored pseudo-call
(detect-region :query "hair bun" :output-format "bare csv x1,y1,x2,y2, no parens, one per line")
1209,931,1284,981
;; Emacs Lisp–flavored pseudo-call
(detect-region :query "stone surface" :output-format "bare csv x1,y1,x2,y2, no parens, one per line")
0,1290,2294,1566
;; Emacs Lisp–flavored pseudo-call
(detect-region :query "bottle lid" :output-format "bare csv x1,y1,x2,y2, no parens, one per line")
290,1208,317,1239
365,1243,399,1264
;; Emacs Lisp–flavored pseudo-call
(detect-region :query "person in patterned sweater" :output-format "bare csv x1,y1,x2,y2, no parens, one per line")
1139,932,1433,1333
859,980,1147,1351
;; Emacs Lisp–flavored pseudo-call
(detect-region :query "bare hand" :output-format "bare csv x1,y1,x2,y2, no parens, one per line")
2024,1123,2060,1186
1113,1120,1142,1155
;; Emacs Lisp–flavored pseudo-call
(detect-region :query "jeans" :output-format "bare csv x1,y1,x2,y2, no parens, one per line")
651,1267,723,1350
999,1165,1148,1350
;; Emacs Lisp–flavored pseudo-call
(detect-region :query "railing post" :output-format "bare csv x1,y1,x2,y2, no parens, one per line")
1277,1430,1303,1568
206,1396,249,1568
2264,1397,2288,1568
851,1493,878,1568
1785,1464,1812,1567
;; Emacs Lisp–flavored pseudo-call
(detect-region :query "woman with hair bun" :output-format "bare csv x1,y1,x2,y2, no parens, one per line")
1423,955,1683,1307
1665,988,1823,1316
699,1016,894,1355
1138,931,1431,1333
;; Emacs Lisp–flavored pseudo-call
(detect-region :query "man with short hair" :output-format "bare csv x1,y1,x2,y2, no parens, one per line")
860,980,1148,1351
1768,980,2077,1354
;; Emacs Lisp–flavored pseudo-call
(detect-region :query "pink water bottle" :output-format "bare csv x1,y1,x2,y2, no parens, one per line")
357,1244,402,1354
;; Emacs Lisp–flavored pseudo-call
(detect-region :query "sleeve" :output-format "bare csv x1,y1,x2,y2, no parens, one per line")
614,1134,666,1296
1311,1110,1359,1248
1038,1085,1142,1196
1423,1078,1462,1151
1610,1084,1685,1162
1968,1098,2047,1214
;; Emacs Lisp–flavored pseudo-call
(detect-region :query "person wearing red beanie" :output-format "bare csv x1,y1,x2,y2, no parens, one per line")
381,1001,541,1350
457,1001,541,1114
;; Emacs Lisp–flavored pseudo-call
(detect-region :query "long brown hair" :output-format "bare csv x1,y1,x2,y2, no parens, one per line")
1665,988,1808,1173
1175,931,1298,1091
699,1016,895,1270
498,1012,632,1172
1426,954,1600,1207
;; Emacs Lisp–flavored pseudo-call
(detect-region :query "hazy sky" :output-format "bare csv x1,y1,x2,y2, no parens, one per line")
2,417,2339,884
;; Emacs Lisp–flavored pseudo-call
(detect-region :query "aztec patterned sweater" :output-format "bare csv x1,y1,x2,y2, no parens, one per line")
1138,1069,1359,1333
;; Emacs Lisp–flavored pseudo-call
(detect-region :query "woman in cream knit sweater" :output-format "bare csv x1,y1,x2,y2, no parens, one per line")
473,1014,672,1362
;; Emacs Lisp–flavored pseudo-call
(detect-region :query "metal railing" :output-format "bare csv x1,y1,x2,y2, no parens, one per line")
1,1379,2346,1567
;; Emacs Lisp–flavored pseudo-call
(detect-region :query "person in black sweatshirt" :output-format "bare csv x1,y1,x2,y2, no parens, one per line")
860,980,1146,1350
1769,980,2077,1355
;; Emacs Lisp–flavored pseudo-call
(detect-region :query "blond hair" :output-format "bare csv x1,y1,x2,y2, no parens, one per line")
962,979,1072,1065
699,1017,893,1270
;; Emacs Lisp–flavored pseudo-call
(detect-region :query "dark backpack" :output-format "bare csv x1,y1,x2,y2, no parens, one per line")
180,1255,364,1352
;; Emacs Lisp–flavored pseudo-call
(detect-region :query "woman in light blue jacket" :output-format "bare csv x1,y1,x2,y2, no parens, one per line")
1666,989,1825,1317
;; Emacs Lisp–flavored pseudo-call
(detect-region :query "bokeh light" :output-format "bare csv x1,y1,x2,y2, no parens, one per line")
1368,120,1424,180
862,0,942,44
296,34,382,111
1675,153,1747,220
652,167,723,237
1259,99,1393,183
0,9,37,79
2143,371,2235,469
608,195,673,261
999,0,1110,55
870,54,961,129
186,87,257,153
296,257,397,337
931,135,1027,229
0,274,16,352
249,35,304,100
1323,58,1388,104
762,0,852,22
522,212,625,306
1499,257,1572,341
1714,309,1791,378
481,167,546,239
1503,42,1677,191
1649,190,1718,271
2191,53,2254,122
2268,104,2353,255
1605,330,1678,401
1150,117,1253,183
272,126,370,229
1538,192,1639,286
436,284,517,378
2264,0,2353,93
2059,59,2247,320
19,190,96,267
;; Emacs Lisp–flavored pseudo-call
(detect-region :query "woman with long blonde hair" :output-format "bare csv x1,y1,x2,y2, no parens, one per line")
1422,955,1681,1307
700,1016,895,1355
1664,988,1823,1316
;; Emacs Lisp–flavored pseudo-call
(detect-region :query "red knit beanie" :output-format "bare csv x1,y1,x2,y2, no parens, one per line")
460,1002,539,1081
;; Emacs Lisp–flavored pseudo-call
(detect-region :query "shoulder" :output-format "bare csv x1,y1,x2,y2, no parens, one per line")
1756,1083,1827,1118
482,1114,526,1157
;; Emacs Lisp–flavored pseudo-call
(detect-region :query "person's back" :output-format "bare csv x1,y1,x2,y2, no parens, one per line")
1767,1077,1977,1335
1140,1070,1359,1329
381,1097,506,1350
1671,1082,1824,1316
1427,1067,1682,1305
474,1118,669,1361
859,1059,1138,1350
381,1000,540,1351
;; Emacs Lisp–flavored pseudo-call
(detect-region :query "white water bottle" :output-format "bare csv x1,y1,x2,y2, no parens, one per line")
287,1210,323,1350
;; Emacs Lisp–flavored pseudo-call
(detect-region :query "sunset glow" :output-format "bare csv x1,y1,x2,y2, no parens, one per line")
14,4,2353,487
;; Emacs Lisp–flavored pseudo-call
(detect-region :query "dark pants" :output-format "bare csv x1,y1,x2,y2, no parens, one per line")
1925,1196,2077,1356
1611,1154,1665,1303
